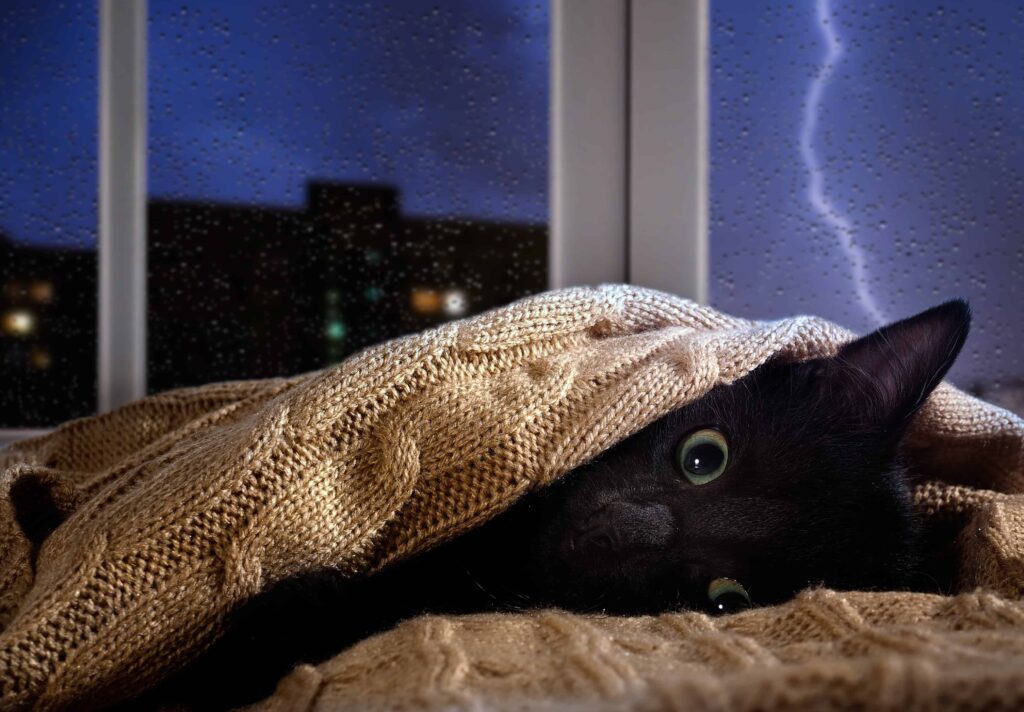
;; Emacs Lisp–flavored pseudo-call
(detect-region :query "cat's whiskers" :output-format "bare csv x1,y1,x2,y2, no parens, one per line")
465,568,536,612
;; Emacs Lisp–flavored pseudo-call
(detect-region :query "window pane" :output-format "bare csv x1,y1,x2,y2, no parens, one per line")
0,2,97,428
711,0,1024,414
148,1,548,393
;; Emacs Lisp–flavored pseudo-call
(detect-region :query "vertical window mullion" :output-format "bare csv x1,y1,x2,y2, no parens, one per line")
629,0,709,303
550,0,630,289
99,0,148,412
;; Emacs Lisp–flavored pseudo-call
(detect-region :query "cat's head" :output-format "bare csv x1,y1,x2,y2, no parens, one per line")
517,300,971,615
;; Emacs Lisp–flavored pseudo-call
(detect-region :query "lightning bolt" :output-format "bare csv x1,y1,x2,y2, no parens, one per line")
799,0,886,326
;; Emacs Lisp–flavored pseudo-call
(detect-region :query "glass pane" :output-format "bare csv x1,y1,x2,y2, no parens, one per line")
0,2,97,428
711,0,1024,415
148,1,548,393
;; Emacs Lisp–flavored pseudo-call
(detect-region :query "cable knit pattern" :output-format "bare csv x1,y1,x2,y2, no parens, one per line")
0,285,1021,711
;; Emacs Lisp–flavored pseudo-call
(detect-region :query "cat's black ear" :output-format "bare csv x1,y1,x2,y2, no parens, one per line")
826,299,971,431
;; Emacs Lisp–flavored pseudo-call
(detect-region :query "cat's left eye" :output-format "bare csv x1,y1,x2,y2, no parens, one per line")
674,429,729,485
707,577,752,615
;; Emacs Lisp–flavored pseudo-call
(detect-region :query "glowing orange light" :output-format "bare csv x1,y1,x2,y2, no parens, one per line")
29,348,51,370
2,309,35,336
410,288,442,315
29,281,54,304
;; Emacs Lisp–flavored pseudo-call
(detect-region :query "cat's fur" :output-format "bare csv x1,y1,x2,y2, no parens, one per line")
147,299,970,709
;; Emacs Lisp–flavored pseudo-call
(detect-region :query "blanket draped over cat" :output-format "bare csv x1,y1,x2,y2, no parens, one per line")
0,285,1022,710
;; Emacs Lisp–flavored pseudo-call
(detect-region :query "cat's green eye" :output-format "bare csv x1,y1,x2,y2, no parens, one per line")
707,577,752,615
674,429,729,485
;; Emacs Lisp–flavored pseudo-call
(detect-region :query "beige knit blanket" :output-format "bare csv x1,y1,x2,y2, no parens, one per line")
0,285,1022,711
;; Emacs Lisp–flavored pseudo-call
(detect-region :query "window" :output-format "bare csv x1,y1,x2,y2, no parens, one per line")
3,0,563,439
0,2,97,428
710,0,1024,410
13,1,1016,436
147,1,549,392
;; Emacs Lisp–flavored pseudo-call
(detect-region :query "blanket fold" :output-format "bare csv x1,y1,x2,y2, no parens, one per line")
0,285,1022,711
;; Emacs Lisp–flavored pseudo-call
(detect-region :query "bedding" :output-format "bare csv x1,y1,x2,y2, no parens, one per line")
0,285,1021,710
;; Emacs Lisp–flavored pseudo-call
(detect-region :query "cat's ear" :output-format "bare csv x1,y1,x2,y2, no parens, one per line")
825,299,971,431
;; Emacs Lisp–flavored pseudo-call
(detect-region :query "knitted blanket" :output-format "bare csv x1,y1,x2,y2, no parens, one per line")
0,285,1022,711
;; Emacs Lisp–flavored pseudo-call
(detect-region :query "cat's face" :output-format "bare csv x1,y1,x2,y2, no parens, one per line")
519,361,921,615
502,300,971,616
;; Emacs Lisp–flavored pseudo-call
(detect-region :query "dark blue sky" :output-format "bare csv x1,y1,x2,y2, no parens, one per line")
0,1,97,249
711,0,1023,389
0,0,548,250
148,0,548,220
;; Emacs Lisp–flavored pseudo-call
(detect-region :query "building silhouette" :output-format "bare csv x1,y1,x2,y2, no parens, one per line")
0,234,97,427
148,181,546,392
3,182,546,426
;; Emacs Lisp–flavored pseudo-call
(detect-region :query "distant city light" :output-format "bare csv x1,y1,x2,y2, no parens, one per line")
364,249,382,266
325,320,347,341
410,288,442,315
442,289,468,317
325,289,340,305
2,309,35,336
364,286,383,302
29,280,54,304
29,347,51,370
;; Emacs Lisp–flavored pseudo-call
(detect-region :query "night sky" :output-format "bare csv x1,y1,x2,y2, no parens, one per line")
0,0,548,251
0,1,98,249
147,0,548,221
711,0,1023,389
1,0,1022,391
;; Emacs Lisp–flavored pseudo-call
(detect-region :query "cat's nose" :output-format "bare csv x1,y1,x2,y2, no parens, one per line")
571,500,674,554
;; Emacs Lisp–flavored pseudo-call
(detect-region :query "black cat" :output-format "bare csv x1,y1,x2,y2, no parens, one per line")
149,299,970,710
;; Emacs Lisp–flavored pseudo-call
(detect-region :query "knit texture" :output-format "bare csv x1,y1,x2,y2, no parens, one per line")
0,285,1021,710
246,589,1024,712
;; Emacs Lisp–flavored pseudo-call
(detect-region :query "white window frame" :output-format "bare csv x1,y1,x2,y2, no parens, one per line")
552,0,708,297
1,0,148,446
1,0,707,446
98,0,148,416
